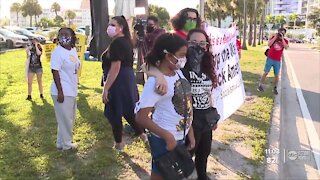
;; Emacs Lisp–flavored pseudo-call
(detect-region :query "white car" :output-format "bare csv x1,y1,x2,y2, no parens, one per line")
0,28,29,48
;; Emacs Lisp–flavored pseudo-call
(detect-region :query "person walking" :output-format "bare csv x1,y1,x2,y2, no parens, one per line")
146,29,219,180
50,27,80,150
26,37,43,100
102,16,146,151
135,33,195,180
258,28,289,95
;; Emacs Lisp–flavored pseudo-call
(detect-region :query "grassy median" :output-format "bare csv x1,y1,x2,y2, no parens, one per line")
0,43,274,179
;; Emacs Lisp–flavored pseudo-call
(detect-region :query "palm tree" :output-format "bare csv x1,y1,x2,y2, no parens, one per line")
242,0,247,50
65,10,76,26
34,3,42,25
275,15,286,28
205,0,228,27
10,3,21,26
51,2,61,17
289,13,299,29
21,0,42,27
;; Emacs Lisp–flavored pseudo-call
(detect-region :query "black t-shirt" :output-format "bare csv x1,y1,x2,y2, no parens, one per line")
102,36,134,73
182,68,213,110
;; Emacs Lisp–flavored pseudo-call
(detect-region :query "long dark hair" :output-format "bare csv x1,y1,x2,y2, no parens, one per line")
57,27,76,48
171,8,201,31
112,16,132,46
186,28,217,88
145,33,187,67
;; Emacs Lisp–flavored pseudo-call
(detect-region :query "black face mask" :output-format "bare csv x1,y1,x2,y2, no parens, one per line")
146,26,155,33
187,45,205,74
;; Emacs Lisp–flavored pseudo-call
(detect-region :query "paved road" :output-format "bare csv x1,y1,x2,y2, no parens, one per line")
285,44,320,136
278,43,320,179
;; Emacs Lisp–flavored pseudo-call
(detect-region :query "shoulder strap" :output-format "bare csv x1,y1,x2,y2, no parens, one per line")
176,71,188,142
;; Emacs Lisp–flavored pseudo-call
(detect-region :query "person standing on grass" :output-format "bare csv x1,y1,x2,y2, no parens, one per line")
26,37,43,100
50,27,80,151
145,29,219,180
102,16,146,151
135,33,195,180
258,28,289,95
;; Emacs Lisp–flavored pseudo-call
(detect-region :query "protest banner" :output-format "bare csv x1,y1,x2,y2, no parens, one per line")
42,43,56,62
205,26,246,121
75,33,86,77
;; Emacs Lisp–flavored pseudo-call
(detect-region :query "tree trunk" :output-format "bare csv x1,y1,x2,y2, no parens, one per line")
248,16,253,46
242,0,247,50
253,0,257,47
55,11,58,17
218,15,221,28
258,5,265,45
29,15,33,27
16,12,19,26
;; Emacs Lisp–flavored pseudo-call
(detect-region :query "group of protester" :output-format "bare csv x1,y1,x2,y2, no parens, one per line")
24,6,289,180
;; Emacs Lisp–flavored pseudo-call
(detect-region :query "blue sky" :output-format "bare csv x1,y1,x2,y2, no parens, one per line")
0,0,198,19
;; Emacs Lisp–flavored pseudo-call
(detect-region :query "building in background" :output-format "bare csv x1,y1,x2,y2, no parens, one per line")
9,0,91,27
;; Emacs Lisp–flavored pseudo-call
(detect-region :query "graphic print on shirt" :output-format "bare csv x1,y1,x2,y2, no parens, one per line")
69,54,79,74
172,78,193,131
273,41,284,51
189,71,212,110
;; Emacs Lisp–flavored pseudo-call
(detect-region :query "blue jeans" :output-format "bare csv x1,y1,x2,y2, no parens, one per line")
264,57,281,75
148,133,184,175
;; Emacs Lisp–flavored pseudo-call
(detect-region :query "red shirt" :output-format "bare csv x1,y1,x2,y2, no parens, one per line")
175,30,187,39
268,36,289,61
236,39,241,58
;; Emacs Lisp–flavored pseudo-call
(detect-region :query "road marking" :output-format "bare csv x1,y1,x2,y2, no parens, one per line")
284,52,320,174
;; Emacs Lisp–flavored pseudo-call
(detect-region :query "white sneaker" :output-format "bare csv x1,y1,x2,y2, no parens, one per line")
62,143,78,151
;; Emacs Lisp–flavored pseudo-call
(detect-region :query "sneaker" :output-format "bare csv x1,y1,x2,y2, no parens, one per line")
139,133,148,142
62,143,78,151
113,142,124,152
40,94,44,99
274,87,278,95
257,85,264,92
26,95,32,100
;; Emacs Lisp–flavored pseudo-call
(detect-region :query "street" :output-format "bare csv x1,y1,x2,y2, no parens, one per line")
279,44,320,179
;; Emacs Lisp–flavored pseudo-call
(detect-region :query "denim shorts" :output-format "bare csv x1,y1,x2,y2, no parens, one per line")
148,133,184,175
264,58,281,75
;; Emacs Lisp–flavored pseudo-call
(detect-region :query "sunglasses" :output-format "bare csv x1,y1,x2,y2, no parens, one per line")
188,40,209,48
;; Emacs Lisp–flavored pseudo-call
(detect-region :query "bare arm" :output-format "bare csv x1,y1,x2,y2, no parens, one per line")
102,61,121,103
52,69,64,103
282,39,289,49
268,35,277,47
136,107,177,150
146,65,168,95
35,43,42,56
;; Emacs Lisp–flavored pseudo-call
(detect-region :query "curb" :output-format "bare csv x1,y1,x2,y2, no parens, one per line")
263,56,283,180
0,48,24,54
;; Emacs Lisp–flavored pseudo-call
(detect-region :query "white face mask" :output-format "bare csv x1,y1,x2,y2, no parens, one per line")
173,55,187,69
107,25,117,38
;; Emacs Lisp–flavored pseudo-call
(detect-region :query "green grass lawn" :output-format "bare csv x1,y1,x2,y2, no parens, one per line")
0,43,274,179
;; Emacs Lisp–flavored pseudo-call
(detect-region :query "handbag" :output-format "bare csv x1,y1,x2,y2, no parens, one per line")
154,72,194,180
264,39,277,56
204,107,220,129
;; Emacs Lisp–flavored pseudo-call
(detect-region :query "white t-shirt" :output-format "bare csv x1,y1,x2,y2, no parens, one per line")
135,70,193,140
50,45,80,97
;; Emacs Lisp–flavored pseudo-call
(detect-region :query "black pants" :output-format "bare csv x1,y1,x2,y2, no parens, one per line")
188,126,212,180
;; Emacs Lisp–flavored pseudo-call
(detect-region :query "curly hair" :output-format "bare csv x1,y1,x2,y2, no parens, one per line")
171,8,201,31
186,28,218,88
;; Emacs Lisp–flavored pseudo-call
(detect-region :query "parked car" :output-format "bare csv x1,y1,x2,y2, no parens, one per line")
13,29,46,44
25,27,38,34
0,28,29,48
0,34,6,48
289,38,304,43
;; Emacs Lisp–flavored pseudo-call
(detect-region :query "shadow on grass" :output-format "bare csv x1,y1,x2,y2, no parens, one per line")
122,152,150,178
78,83,103,94
241,70,274,97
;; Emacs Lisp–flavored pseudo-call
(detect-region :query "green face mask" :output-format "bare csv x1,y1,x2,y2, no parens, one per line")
183,21,197,31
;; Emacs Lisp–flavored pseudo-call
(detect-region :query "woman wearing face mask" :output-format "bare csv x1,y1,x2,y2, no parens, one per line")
102,16,146,151
147,29,218,180
50,27,80,151
135,33,195,180
171,8,201,39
